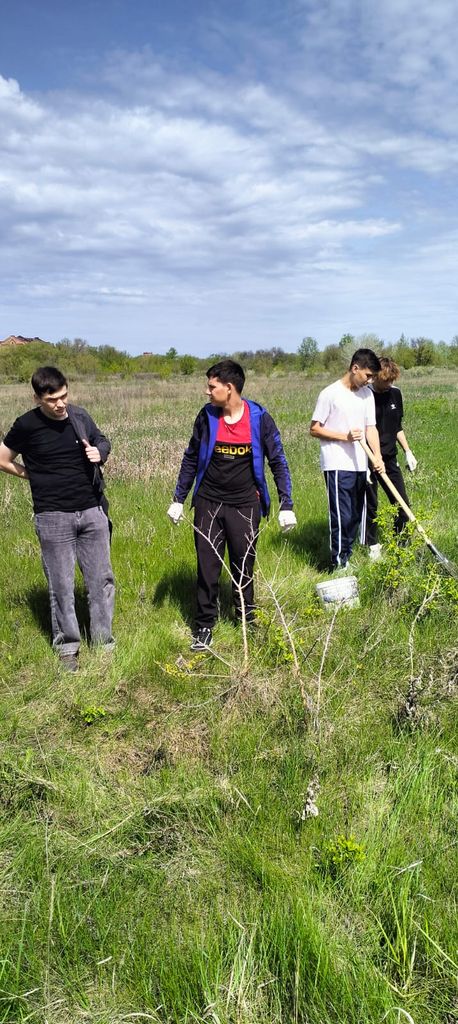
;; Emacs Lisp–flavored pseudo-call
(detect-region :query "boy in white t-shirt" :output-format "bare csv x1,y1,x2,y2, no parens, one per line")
310,348,385,570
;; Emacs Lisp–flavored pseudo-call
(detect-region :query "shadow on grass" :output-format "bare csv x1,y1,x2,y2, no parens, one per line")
153,564,196,628
27,584,91,642
153,562,234,628
272,516,331,572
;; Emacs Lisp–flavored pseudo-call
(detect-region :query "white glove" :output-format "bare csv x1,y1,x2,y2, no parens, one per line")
167,501,184,524
278,510,297,532
405,450,417,472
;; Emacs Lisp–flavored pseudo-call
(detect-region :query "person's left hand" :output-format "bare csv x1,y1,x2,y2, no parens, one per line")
278,510,297,532
82,439,102,463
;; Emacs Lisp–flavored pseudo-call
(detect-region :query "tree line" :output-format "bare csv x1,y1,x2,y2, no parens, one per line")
1,332,458,382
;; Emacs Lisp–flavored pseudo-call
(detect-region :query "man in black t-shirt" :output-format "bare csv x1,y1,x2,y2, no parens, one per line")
0,366,115,671
362,357,418,557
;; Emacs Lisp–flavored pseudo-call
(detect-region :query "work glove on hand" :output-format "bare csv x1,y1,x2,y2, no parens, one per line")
405,450,417,472
278,510,297,532
167,502,184,525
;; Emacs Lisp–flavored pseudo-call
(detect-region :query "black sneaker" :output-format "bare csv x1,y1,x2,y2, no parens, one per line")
59,653,79,673
190,627,213,651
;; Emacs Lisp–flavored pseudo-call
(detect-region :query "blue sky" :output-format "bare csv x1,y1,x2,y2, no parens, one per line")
1,0,457,355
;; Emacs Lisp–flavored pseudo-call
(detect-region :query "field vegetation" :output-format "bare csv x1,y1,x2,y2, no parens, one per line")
0,369,457,1023
1,331,458,384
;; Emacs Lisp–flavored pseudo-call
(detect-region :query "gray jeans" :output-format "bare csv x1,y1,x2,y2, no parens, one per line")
34,507,115,655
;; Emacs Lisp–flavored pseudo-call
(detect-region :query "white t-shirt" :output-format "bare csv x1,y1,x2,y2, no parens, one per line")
311,380,376,471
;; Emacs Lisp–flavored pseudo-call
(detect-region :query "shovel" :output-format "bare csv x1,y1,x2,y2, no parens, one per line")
358,437,458,579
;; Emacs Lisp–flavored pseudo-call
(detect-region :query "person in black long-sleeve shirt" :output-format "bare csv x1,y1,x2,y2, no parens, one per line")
362,357,418,558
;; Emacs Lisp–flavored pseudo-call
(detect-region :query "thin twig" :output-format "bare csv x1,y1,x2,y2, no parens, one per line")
162,683,239,716
190,510,266,676
44,875,55,1018
257,558,300,674
408,582,439,681
315,604,339,725
256,562,318,722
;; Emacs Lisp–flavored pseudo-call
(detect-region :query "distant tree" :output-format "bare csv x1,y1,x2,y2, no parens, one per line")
233,351,255,364
355,332,384,352
449,337,458,365
410,337,435,366
435,341,449,366
298,336,318,370
179,355,198,375
322,344,342,370
270,346,287,366
165,347,178,359
339,332,355,349
392,337,415,369
72,337,89,352
97,344,124,362
56,337,89,356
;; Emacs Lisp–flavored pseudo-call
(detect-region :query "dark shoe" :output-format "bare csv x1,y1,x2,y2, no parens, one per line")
59,653,79,673
190,627,213,651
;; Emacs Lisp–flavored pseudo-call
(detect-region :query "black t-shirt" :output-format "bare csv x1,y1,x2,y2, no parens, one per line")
3,409,99,513
198,402,258,506
372,386,404,457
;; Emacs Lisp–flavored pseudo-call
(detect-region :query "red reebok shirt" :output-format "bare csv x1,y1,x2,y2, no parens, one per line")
198,401,258,505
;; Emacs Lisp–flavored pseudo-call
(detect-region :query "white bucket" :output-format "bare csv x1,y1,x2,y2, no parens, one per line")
315,575,359,610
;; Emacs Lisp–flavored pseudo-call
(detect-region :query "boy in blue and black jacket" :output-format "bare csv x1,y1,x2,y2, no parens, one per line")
168,360,296,650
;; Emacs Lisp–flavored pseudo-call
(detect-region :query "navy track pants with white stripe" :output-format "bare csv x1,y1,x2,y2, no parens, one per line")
324,470,366,567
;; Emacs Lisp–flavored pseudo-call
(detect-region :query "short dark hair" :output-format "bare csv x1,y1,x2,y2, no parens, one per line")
31,366,68,397
206,359,245,394
348,348,381,373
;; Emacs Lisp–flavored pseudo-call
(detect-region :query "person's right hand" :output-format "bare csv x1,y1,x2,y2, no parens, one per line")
167,502,184,525
347,427,363,441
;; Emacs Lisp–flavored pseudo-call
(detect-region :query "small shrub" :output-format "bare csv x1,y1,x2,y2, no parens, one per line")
79,705,107,726
254,609,294,665
369,505,458,613
318,834,366,878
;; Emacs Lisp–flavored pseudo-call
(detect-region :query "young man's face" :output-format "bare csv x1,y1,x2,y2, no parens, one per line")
206,376,232,405
35,385,69,420
372,376,392,392
350,364,375,389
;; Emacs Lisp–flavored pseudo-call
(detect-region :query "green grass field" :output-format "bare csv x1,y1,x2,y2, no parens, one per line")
0,370,457,1023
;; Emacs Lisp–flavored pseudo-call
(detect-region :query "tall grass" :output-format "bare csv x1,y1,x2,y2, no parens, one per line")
0,371,457,1022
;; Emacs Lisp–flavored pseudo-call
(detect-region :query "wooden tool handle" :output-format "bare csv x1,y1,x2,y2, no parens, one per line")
358,437,430,543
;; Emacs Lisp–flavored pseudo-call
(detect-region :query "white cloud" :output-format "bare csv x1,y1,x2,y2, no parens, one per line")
1,68,393,277
0,0,457,353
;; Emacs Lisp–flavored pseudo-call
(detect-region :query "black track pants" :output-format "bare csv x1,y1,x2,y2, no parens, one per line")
363,455,410,546
193,497,261,628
